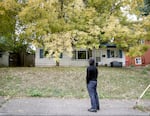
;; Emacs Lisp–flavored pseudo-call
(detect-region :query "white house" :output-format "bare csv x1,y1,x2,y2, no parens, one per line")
35,44,126,67
0,51,9,66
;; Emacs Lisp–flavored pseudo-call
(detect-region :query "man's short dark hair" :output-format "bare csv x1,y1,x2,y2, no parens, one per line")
89,58,95,66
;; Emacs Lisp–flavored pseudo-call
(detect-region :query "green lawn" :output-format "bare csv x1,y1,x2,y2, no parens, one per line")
0,66,150,99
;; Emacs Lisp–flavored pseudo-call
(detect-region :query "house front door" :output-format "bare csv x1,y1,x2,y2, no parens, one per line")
94,50,101,65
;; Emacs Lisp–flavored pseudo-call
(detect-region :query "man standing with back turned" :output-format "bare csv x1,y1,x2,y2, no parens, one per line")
86,58,100,112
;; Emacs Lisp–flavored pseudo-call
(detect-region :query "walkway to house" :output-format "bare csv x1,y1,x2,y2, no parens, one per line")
0,97,150,116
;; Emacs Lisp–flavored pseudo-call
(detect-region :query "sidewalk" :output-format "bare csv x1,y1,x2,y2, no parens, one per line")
0,97,149,116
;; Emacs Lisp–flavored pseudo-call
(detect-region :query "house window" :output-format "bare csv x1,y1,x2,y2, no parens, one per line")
78,51,86,59
107,49,122,58
140,40,145,44
88,50,92,59
40,49,44,58
40,49,63,59
59,53,63,58
95,50,101,62
72,50,91,60
135,57,142,65
72,50,76,59
110,50,115,57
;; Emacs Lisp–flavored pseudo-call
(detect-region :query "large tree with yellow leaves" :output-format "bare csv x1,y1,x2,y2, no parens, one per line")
1,0,149,65
0,0,33,53
18,0,125,65
102,0,150,57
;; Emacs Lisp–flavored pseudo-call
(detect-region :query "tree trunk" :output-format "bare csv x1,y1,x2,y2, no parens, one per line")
56,61,60,66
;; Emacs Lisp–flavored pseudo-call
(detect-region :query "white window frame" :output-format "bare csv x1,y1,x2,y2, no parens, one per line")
135,57,142,65
110,50,120,58
72,50,91,60
140,40,145,44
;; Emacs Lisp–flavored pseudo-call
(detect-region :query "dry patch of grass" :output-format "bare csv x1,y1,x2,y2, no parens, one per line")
99,67,150,99
0,67,150,99
133,105,150,112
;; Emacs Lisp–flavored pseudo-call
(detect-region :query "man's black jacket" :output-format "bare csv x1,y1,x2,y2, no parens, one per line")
86,65,98,84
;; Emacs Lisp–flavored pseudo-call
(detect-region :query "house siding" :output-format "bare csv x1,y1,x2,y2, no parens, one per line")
144,48,150,65
126,53,150,66
93,49,125,66
125,41,150,66
35,48,88,67
144,41,150,65
35,48,125,67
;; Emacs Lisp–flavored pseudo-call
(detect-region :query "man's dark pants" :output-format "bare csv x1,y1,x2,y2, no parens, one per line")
87,81,100,109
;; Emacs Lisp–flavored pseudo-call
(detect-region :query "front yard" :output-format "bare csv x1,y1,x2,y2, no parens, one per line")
0,66,150,99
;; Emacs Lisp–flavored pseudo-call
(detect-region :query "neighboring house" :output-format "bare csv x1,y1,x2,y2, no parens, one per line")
35,44,125,67
0,51,9,66
126,41,150,66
